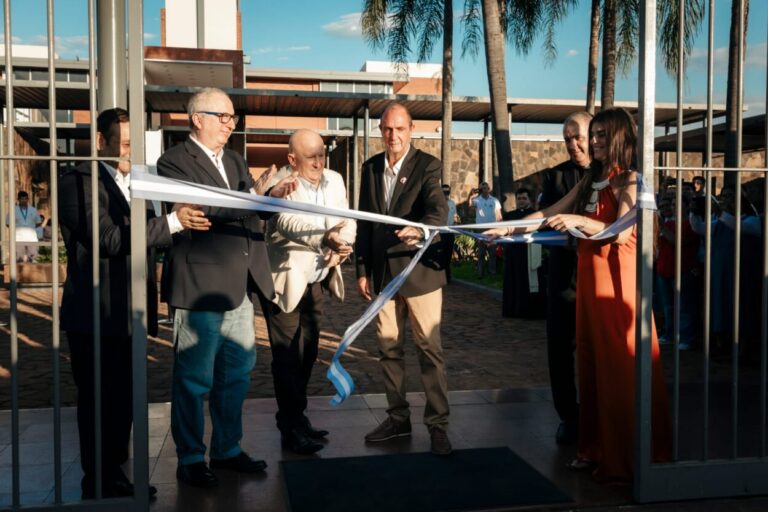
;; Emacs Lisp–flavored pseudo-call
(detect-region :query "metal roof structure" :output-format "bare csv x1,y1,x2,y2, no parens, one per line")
654,114,766,153
0,81,727,126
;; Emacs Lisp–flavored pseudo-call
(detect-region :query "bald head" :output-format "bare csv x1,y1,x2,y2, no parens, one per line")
563,111,592,167
288,129,325,185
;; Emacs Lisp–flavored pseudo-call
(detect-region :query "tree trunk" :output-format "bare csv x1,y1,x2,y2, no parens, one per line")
724,0,749,186
481,0,514,212
600,0,617,109
586,0,601,114
441,0,453,185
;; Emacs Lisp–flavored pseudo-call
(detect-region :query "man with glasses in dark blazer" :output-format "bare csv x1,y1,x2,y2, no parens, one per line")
157,87,297,488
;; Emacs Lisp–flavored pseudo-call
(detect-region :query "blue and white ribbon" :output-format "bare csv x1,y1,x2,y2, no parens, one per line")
131,166,656,404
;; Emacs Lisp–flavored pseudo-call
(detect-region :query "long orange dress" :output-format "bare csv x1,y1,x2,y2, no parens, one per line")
575,171,671,483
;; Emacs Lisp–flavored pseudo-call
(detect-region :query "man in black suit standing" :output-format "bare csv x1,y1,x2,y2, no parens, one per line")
157,88,297,487
60,108,210,499
356,103,452,455
539,111,592,445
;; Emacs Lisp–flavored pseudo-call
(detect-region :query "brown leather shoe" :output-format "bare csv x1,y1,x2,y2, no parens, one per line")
364,417,412,442
430,428,452,456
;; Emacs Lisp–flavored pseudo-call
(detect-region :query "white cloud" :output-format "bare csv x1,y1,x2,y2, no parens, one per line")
0,34,23,44
689,42,766,74
30,34,89,59
250,46,311,59
322,13,362,38
566,49,578,57
144,32,158,41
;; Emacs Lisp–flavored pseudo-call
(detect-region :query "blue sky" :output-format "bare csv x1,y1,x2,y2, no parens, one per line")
2,0,767,134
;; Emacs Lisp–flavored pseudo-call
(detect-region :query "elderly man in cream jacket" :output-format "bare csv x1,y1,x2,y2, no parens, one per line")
263,129,356,455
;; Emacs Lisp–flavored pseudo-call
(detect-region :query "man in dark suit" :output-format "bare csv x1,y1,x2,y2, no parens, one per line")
355,103,451,455
157,87,297,487
539,111,591,445
60,108,210,499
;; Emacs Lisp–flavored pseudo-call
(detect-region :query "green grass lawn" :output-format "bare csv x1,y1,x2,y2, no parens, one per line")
451,260,504,289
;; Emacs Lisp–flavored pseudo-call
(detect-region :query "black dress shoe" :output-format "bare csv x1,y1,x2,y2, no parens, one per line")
556,421,578,445
210,451,267,473
301,417,329,440
282,428,323,455
81,472,158,499
176,462,219,488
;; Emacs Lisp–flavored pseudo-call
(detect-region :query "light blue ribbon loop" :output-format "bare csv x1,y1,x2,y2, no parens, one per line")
130,166,657,404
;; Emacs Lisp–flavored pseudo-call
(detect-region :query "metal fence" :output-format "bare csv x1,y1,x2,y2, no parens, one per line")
1,0,149,510
634,0,768,502
1,0,767,509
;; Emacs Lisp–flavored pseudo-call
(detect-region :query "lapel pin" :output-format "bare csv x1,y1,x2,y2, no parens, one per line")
399,176,407,184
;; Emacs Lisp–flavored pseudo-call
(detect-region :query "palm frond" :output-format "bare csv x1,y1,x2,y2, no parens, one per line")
657,0,705,77
616,0,639,74
541,0,578,65
387,0,419,64
361,0,391,50
460,0,483,59
416,0,445,62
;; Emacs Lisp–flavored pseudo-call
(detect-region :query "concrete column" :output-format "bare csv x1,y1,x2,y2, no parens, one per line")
363,103,370,161
352,115,360,209
97,0,127,110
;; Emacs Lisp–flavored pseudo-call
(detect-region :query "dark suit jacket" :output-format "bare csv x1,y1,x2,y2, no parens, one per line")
539,159,587,209
157,137,274,311
539,159,586,297
59,162,172,338
355,146,448,297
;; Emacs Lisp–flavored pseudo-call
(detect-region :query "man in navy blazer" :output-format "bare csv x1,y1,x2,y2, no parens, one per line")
60,108,209,499
157,88,297,487
355,103,452,455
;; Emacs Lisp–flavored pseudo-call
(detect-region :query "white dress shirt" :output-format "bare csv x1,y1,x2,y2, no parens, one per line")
189,135,230,189
102,162,183,234
383,147,410,210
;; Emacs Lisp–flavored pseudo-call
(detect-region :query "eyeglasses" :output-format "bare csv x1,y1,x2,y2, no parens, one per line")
197,111,240,125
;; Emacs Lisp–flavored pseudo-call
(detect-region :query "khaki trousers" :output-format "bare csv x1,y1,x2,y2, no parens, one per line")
375,287,449,429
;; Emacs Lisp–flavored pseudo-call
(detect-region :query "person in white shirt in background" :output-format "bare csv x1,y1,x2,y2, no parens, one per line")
468,181,502,276
7,190,43,262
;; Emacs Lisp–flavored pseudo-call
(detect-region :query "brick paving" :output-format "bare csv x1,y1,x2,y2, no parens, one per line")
0,266,549,409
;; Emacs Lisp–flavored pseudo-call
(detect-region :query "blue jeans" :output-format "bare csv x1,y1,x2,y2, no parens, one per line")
171,295,256,466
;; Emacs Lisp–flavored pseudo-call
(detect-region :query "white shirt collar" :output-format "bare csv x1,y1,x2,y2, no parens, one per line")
189,134,223,159
385,146,410,175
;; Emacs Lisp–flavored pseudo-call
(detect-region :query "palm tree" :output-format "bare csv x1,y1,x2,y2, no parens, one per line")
585,0,600,114
461,0,576,210
361,0,454,183
600,0,617,108
724,0,749,180
592,0,704,111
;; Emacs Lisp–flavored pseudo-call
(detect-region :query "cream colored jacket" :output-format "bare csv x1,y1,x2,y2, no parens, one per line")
266,166,356,313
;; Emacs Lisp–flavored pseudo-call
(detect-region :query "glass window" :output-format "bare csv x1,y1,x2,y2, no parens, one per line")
353,82,371,94
68,71,87,83
13,68,30,80
372,84,386,94
31,70,49,81
319,81,338,92
338,118,353,130
338,82,353,93
55,71,69,81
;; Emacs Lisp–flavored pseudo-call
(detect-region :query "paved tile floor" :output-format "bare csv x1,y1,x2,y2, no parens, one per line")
1,389,767,511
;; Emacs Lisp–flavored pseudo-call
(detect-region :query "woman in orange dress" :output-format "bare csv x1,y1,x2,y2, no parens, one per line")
485,107,670,483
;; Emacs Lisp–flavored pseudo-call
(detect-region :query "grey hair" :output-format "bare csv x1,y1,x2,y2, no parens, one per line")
187,87,229,116
563,111,593,129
